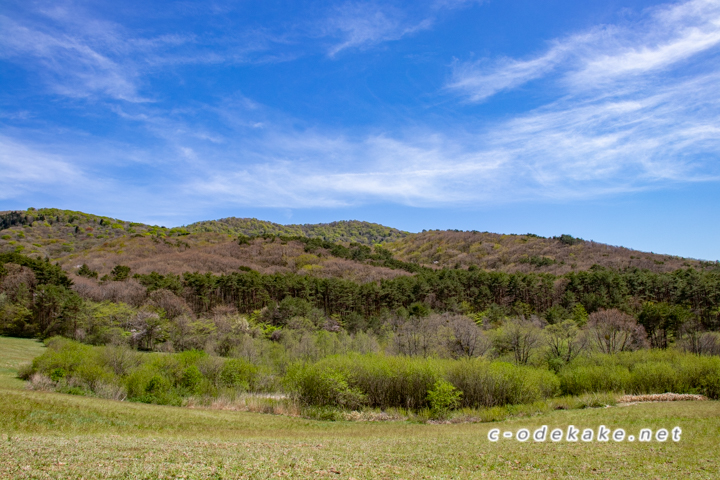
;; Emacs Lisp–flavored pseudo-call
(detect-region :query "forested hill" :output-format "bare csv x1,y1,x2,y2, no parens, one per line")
384,230,709,275
184,217,408,244
0,209,405,260
0,208,712,278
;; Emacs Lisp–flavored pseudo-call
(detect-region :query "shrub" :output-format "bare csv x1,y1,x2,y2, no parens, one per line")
74,362,115,391
672,354,720,399
285,362,367,410
698,369,720,399
50,368,66,382
559,365,631,396
32,337,94,375
124,364,180,405
557,234,584,246
345,355,442,409
427,379,462,418
21,337,720,413
78,264,98,279
447,359,559,407
220,358,258,391
629,362,680,394
110,265,131,282
286,354,560,411
180,365,204,395
559,350,720,398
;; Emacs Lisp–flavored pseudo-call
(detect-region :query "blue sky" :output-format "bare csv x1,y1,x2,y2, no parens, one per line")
2,0,720,260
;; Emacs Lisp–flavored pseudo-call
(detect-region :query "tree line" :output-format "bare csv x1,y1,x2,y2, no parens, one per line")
130,263,720,330
3,250,720,354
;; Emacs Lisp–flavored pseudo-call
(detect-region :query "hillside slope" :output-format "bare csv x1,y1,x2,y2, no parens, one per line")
0,209,405,259
56,234,410,283
385,230,706,274
0,209,411,282
185,217,408,244
0,208,185,259
0,208,710,278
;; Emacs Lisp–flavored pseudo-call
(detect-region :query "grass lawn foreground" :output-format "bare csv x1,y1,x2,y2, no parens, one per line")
1,336,719,479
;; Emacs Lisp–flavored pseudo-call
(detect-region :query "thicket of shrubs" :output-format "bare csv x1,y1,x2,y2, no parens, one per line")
22,338,720,413
285,355,559,410
558,350,720,399
23,337,272,405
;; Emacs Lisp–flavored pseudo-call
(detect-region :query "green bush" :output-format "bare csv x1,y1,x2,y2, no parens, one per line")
698,369,720,399
49,368,66,382
74,362,115,391
32,337,94,375
285,361,367,409
24,339,256,405
427,379,462,418
671,354,720,398
124,364,180,405
559,365,631,396
77,264,98,279
124,364,162,399
21,338,720,412
110,265,131,281
447,359,559,407
220,358,259,391
629,362,680,394
286,354,559,411
559,351,720,397
344,355,442,409
180,365,204,395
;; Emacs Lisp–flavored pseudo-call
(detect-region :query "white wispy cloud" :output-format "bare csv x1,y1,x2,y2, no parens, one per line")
185,132,508,207
447,46,569,102
448,0,720,100
0,4,291,103
482,71,720,195
432,0,485,8
0,15,144,101
181,77,720,209
3,0,720,215
0,135,85,199
324,2,433,56
320,0,490,56
180,0,720,209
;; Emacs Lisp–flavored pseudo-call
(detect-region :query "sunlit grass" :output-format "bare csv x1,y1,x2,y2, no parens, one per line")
1,336,719,478
0,336,45,389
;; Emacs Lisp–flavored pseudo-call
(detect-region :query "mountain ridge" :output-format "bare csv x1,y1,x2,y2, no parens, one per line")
0,208,713,278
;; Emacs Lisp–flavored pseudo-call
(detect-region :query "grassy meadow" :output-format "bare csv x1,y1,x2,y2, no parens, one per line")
0,336,45,389
1,336,719,479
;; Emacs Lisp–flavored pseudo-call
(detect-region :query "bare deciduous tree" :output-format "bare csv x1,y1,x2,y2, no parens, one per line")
1,263,36,303
449,315,491,358
544,319,588,364
129,311,165,350
587,309,647,354
394,314,452,357
146,288,192,319
494,317,544,365
678,319,720,355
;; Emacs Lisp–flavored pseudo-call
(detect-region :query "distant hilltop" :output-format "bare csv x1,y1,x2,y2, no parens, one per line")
0,208,713,279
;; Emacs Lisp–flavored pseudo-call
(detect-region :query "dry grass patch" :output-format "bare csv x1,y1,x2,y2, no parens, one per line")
618,393,707,404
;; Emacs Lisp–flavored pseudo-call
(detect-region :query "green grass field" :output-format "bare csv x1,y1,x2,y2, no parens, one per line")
1,336,719,479
0,336,45,389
